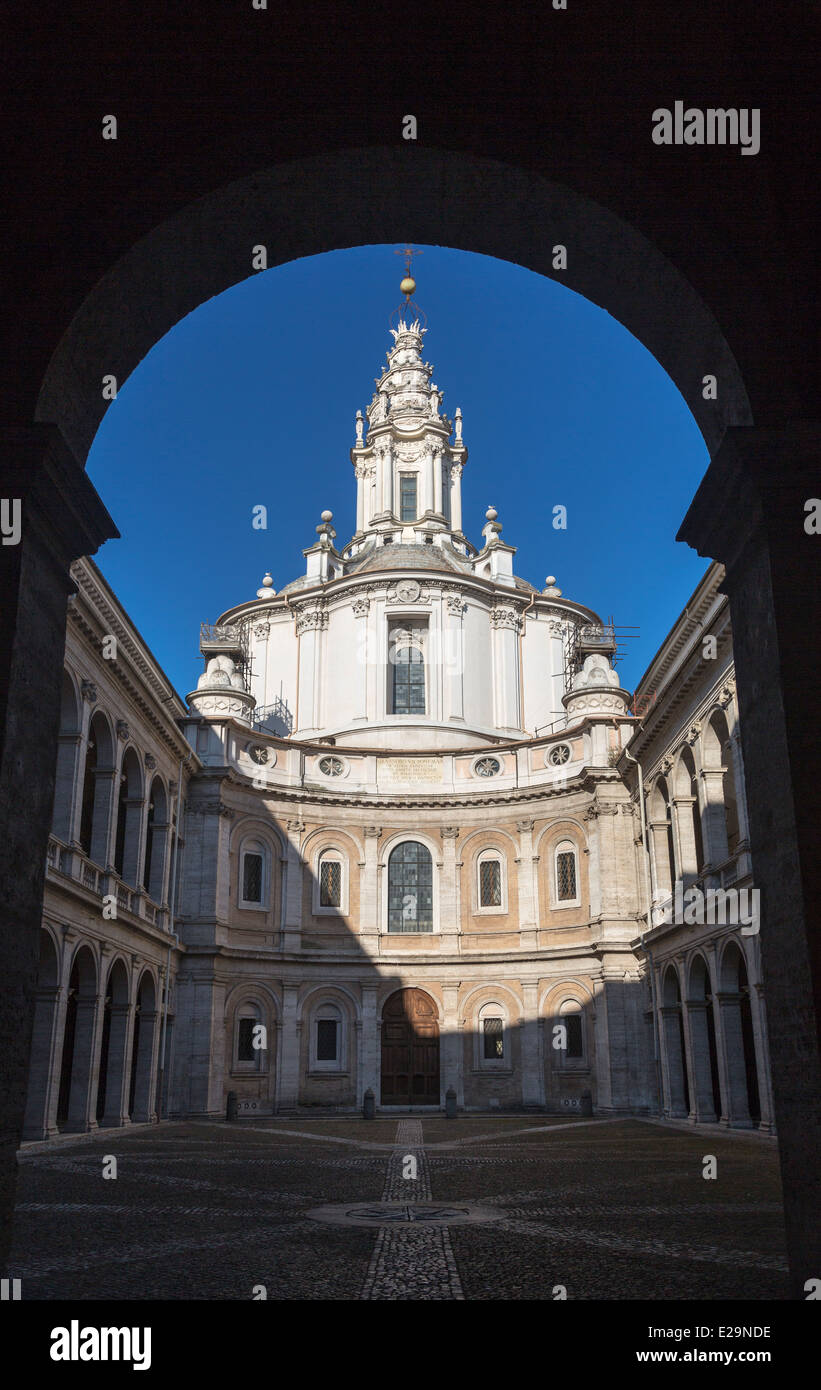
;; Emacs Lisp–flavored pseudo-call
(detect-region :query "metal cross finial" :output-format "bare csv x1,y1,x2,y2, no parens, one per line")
394,245,423,276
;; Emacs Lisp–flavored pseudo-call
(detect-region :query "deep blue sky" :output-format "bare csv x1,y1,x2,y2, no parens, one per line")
87,244,710,701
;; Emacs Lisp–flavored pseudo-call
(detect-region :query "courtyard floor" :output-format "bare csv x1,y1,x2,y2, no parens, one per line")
9,1116,788,1300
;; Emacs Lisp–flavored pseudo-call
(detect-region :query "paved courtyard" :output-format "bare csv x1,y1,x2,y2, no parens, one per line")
9,1117,788,1300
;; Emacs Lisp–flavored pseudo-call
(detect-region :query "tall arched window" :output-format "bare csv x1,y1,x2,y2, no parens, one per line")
478,1000,508,1068
389,626,426,715
313,849,348,914
387,841,433,933
554,840,580,906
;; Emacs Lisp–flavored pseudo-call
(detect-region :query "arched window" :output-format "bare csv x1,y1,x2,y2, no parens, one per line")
554,840,580,906
387,841,433,932
239,838,268,908
313,849,348,914
233,1001,266,1073
310,1001,345,1071
478,1000,508,1067
390,626,426,715
476,850,505,912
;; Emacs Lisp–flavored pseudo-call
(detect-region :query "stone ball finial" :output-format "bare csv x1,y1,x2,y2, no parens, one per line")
400,275,416,297
546,575,556,586
321,509,333,523
486,506,498,522
256,571,275,599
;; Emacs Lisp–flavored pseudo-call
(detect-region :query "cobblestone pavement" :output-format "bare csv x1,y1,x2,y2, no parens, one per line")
8,1118,788,1300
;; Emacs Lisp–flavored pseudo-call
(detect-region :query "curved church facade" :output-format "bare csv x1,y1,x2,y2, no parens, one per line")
177,311,652,1117
25,301,773,1134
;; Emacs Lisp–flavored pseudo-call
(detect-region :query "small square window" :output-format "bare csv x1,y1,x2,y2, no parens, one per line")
483,1017,504,1059
479,859,502,907
317,1019,338,1062
237,1017,256,1062
243,852,263,903
320,860,342,908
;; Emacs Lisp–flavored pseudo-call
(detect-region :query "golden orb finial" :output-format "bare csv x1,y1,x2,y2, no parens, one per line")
400,275,416,298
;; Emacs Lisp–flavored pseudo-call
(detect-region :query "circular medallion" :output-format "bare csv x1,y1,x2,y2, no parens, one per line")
396,579,421,602
306,1201,503,1228
547,743,571,767
473,756,501,778
249,745,270,766
318,755,345,777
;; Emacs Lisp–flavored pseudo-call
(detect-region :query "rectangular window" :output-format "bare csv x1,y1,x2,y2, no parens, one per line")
319,859,342,908
399,475,417,521
557,851,577,901
564,1013,583,1058
243,852,263,903
237,1017,256,1062
479,859,502,907
483,1017,504,1059
317,1019,338,1062
392,643,425,715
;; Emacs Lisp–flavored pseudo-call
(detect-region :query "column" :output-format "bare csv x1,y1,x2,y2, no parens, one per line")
147,818,171,904
659,1006,688,1117
22,983,61,1139
520,981,544,1109
433,448,443,515
421,445,433,514
439,827,460,953
52,733,82,842
355,464,365,534
449,462,463,533
359,985,379,1107
490,606,521,731
278,984,301,1113
672,796,699,883
295,606,327,734
515,819,537,950
443,590,464,720
699,768,729,871
683,1001,717,1122
0,424,117,1270
89,767,117,867
65,989,102,1133
750,982,776,1133
383,445,394,515
648,820,673,908
352,597,370,722
282,820,304,953
131,1008,160,1123
100,1002,133,1127
360,826,380,955
729,730,753,878
715,992,752,1127
441,984,461,1109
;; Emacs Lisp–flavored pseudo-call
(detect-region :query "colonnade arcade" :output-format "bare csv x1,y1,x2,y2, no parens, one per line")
24,926,164,1139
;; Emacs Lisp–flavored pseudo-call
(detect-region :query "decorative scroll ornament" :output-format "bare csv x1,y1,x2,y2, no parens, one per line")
444,589,464,615
718,681,736,708
252,623,271,639
686,721,702,745
81,679,97,704
295,603,329,635
351,597,371,618
144,754,157,771
490,606,521,632
116,719,130,741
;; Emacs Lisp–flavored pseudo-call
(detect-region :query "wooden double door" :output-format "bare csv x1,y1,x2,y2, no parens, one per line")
380,988,440,1105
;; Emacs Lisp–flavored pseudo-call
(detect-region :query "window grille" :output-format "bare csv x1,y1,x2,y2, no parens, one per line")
483,1017,504,1059
237,1017,256,1062
557,850,576,901
479,859,502,907
388,841,433,932
319,859,342,907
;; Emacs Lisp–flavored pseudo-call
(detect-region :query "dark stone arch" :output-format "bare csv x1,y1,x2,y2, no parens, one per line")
57,944,99,1133
35,149,752,469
